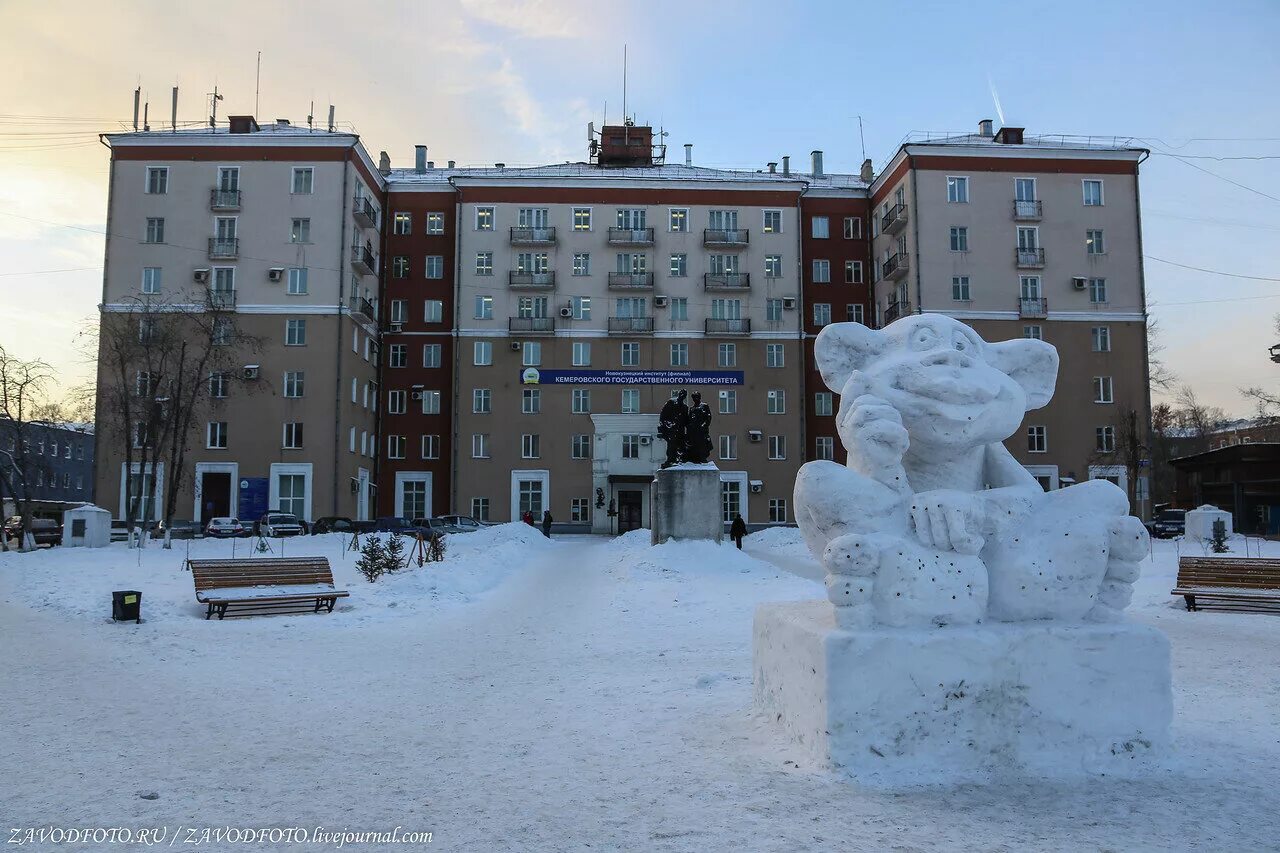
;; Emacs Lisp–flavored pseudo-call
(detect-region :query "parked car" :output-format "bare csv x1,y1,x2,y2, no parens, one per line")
205,517,246,538
153,518,200,540
255,512,304,537
311,516,356,535
437,514,491,532
414,517,465,535
5,516,62,546
374,516,431,537
1150,509,1186,539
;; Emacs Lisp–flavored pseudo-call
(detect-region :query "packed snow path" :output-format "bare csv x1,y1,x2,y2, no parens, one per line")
2,530,1279,850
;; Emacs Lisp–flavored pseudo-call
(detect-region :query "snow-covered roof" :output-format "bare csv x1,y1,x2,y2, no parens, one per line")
898,130,1145,153
103,123,360,143
386,161,867,191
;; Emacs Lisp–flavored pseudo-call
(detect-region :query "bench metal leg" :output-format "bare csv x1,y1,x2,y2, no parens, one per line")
217,603,229,620
327,597,337,613
205,603,214,620
1184,594,1196,612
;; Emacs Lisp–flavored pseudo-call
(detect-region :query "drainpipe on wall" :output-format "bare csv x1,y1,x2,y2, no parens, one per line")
796,179,810,475
1134,147,1153,520
334,156,351,518
908,153,923,315
448,177,463,516
95,138,117,513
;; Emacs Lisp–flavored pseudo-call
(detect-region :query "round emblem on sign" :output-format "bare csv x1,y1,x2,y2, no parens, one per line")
240,479,249,489
521,368,540,385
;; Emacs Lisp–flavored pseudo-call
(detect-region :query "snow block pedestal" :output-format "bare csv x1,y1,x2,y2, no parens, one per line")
753,601,1172,784
651,464,722,545
1185,504,1233,541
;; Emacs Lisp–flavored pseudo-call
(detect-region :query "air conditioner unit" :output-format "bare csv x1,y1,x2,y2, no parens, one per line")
410,390,424,401
510,341,522,351
389,322,403,333
748,429,763,442
639,435,652,446
559,306,573,318
267,267,285,282
242,365,260,381
350,477,360,494
654,295,669,308
193,268,210,283
1072,276,1088,290
782,297,797,310
750,480,764,494
719,390,729,398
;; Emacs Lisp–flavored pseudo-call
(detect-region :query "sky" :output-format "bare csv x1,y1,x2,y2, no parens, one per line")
1,0,1278,414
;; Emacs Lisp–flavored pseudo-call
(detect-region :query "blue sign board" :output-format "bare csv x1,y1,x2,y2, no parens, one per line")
518,368,744,386
238,477,269,520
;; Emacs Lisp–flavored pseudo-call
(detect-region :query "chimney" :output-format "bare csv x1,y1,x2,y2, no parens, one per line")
767,162,777,174
427,160,435,169
378,151,391,175
782,155,790,176
495,163,505,169
860,158,874,182
327,105,335,133
447,160,455,169
684,143,692,166
414,145,427,174
170,86,178,133
811,150,824,178
978,118,994,137
132,86,140,132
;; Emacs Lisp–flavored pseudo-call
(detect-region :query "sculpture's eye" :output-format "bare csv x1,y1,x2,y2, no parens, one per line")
911,327,939,350
954,335,967,352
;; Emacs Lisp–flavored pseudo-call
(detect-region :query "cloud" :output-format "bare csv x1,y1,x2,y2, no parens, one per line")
458,0,586,39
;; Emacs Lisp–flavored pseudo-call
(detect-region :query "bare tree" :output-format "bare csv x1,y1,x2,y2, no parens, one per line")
1089,402,1147,516
1147,316,1177,393
0,348,58,551
1174,385,1228,440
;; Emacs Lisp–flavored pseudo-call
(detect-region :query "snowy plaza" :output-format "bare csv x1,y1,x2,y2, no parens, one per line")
2,525,1278,850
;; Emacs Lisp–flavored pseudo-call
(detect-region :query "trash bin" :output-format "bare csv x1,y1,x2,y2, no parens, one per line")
112,590,141,623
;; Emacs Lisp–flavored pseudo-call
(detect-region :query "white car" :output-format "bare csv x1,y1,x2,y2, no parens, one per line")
257,512,304,537
438,515,490,532
205,517,246,538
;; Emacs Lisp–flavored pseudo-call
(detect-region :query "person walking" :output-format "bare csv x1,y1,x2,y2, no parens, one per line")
730,513,747,550
522,510,534,527
541,510,553,538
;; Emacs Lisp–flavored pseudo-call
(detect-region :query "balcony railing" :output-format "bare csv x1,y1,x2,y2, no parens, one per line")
703,228,749,246
881,203,908,233
607,271,654,289
508,317,556,335
1019,297,1048,318
882,252,908,280
348,296,376,320
1013,199,1043,220
353,196,379,230
207,237,239,259
704,318,751,335
607,227,655,246
509,226,556,245
883,300,909,325
207,289,236,311
508,271,556,289
351,244,378,276
1015,247,1046,268
210,188,241,210
607,317,655,334
703,272,750,291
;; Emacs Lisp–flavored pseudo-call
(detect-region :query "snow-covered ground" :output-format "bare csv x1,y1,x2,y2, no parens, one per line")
1,526,1277,850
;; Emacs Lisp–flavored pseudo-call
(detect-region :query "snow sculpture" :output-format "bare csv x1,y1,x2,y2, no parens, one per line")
793,314,1149,627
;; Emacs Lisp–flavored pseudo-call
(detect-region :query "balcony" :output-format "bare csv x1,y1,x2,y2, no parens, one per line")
881,203,908,234
607,271,654,290
1015,247,1046,269
703,272,751,291
207,289,236,311
508,271,556,289
1013,199,1042,221
882,252,909,280
353,196,379,230
209,188,241,211
607,317,655,335
607,227,655,246
704,318,751,336
508,317,556,335
207,237,239,259
509,226,556,245
703,228,749,247
1019,297,1048,319
350,244,377,276
883,300,909,325
348,295,376,320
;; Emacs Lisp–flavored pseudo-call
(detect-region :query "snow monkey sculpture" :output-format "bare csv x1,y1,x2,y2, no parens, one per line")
793,314,1148,629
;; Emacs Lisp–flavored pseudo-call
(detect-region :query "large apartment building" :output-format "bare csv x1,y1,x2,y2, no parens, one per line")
94,114,1151,528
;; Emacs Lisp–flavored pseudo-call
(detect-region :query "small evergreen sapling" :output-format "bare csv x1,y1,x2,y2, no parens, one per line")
1210,519,1230,554
355,534,387,583
385,532,407,572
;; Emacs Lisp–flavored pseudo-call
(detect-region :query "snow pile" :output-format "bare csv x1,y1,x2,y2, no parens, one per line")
742,525,808,558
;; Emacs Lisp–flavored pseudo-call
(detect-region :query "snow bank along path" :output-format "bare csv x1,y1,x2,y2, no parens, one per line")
1,528,1278,850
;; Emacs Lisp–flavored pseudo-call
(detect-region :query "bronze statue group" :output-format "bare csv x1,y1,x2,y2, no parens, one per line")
657,388,713,468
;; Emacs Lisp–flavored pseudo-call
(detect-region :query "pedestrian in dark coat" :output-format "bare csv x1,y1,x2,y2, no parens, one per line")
730,513,748,549
541,510,553,538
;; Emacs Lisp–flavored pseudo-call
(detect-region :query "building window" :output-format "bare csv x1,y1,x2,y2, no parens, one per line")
475,206,494,230
815,436,835,460
426,212,445,234
470,497,490,520
669,297,688,321
141,267,161,294
951,276,971,301
767,389,785,414
390,299,407,324
283,422,305,449
947,175,969,203
1027,425,1047,453
766,343,785,368
388,389,407,414
523,341,541,367
572,388,591,414
843,217,861,239
565,252,589,277
1092,326,1111,352
670,253,687,277
949,226,969,252
1083,179,1104,206
388,256,408,279
718,434,738,460
766,299,784,323
763,209,782,234
1094,376,1114,404
283,371,305,398
621,389,640,414
521,434,540,459
769,499,787,523
206,421,227,449
721,480,741,523
621,342,640,367
387,435,406,459
571,498,590,522
284,318,306,346
469,252,492,276
1089,278,1108,304
290,217,310,243
475,295,493,320
522,388,541,414
815,392,833,417
425,256,444,279
1086,229,1106,255
669,208,688,232
759,254,781,279
571,341,590,367
472,434,490,458
208,372,229,398
145,166,168,194
812,259,830,283
472,340,493,366
670,343,689,367
421,435,440,459
291,167,314,194
570,295,591,320
564,207,588,231
473,388,491,414
425,300,444,322
393,212,411,235
1024,325,1043,340
811,216,829,238
283,267,307,294
1096,426,1116,453
388,344,406,368
145,217,165,243
420,390,441,415
813,303,831,327
422,344,442,368
719,390,737,414
769,435,786,460
847,303,864,323
717,342,736,367
844,260,863,284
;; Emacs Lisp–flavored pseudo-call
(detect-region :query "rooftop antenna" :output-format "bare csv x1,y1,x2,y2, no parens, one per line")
142,97,150,132
208,85,223,129
132,85,140,131
254,51,261,118
171,85,178,133
622,44,628,146
307,100,314,130
857,115,867,162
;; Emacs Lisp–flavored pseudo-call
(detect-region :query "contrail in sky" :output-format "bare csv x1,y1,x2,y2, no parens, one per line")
987,75,1006,126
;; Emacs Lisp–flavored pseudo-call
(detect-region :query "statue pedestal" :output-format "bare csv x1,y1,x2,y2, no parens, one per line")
753,601,1172,784
651,464,722,545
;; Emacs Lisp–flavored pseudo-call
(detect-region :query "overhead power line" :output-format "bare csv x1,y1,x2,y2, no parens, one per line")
1145,255,1280,282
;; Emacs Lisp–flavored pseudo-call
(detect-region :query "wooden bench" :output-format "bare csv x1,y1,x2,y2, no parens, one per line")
189,557,349,619
1172,556,1280,613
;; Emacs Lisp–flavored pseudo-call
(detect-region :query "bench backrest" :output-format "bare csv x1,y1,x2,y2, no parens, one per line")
188,557,335,592
1177,556,1280,590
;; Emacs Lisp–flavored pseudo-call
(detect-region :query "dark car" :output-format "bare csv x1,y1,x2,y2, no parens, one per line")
1150,509,1186,539
152,518,200,540
374,516,430,537
312,516,356,535
5,516,62,546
